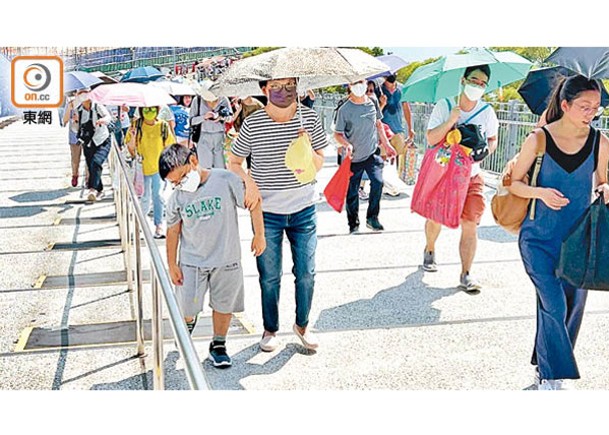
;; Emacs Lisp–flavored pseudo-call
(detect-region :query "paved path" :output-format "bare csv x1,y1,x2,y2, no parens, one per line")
2,119,609,390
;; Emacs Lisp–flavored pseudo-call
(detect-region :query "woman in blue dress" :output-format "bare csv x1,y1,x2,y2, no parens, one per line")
509,75,609,390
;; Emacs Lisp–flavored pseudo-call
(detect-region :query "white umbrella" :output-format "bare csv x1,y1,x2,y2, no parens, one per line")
210,47,391,97
150,80,196,96
88,83,177,107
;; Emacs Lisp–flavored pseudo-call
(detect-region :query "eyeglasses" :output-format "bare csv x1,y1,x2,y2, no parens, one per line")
267,82,297,92
169,153,194,189
572,102,604,117
465,76,488,88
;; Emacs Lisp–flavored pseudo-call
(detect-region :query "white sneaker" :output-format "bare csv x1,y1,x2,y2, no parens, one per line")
87,189,97,202
259,333,278,352
96,190,105,200
554,379,574,390
538,379,572,390
538,379,557,390
293,324,319,350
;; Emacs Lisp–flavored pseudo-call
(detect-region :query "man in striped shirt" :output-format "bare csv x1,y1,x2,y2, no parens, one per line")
229,77,328,353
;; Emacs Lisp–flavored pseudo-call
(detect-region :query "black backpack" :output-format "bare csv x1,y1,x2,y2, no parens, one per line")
189,95,203,143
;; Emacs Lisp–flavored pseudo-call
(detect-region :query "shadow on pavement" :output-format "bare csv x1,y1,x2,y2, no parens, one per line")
10,189,71,203
90,344,303,390
477,225,518,244
314,268,461,331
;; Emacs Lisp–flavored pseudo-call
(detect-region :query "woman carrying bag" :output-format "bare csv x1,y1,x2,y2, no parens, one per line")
508,75,609,390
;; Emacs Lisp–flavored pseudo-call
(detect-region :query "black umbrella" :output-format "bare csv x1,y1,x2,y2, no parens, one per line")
518,66,609,115
545,47,609,79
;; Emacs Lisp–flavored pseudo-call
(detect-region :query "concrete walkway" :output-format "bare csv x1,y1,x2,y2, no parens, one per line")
2,119,609,390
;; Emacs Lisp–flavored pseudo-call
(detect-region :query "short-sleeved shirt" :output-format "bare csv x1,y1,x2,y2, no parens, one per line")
231,105,328,214
125,121,176,176
427,98,499,178
170,105,190,139
166,169,246,268
381,85,404,134
334,98,382,163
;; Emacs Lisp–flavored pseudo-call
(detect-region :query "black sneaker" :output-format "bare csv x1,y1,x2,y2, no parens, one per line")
186,317,198,334
349,225,359,234
366,217,384,231
422,250,438,272
208,341,232,368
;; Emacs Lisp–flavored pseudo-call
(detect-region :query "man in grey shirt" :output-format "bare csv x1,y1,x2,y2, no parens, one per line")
160,144,265,368
334,79,396,234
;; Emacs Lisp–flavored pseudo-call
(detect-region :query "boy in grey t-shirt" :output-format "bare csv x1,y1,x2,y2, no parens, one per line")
160,144,265,368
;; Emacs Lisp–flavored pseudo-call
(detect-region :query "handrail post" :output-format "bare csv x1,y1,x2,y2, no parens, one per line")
124,184,134,293
151,272,164,390
134,216,145,357
108,141,209,390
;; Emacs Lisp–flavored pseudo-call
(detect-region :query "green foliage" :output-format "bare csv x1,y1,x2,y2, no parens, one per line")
397,57,439,84
242,47,280,58
354,47,384,57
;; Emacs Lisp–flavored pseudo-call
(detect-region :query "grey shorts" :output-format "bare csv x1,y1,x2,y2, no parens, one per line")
176,262,245,317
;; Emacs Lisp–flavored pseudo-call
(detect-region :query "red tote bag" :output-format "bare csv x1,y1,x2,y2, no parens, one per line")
324,155,353,213
411,143,472,229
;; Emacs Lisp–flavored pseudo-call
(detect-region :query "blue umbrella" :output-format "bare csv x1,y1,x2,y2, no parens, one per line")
64,71,103,93
120,66,164,83
545,47,609,79
368,54,409,80
518,66,609,116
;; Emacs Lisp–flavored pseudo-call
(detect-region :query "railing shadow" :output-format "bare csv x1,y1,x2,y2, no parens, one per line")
90,344,301,390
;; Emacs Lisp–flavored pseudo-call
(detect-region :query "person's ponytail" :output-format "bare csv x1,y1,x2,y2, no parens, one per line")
546,76,567,124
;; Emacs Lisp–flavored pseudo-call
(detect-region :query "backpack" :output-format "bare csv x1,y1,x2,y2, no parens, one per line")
133,117,170,147
77,103,115,144
445,98,491,162
490,129,546,234
189,95,203,143
332,96,349,126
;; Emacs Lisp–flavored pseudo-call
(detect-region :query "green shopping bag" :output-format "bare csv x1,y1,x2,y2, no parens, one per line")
557,193,609,291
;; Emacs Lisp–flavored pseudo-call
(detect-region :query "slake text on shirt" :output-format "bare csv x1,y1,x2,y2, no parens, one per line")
184,197,223,220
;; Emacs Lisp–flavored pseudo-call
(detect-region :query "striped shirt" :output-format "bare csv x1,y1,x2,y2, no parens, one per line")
232,106,328,214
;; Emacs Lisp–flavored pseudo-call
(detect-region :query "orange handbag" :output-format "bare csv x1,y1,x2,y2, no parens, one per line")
491,129,546,234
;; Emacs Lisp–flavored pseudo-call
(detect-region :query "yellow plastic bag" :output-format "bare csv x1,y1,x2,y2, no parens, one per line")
285,133,316,184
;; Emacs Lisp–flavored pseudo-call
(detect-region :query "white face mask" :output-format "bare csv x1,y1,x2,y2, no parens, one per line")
350,83,367,98
176,170,201,193
74,93,88,107
463,84,485,102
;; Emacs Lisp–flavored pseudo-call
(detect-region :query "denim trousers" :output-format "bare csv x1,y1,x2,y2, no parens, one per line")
346,152,384,228
256,205,317,333
141,172,164,226
83,142,104,192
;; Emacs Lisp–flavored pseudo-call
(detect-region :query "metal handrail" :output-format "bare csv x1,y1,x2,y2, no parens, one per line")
108,139,209,390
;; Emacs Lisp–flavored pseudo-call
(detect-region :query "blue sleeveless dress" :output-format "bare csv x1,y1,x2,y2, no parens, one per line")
519,126,599,380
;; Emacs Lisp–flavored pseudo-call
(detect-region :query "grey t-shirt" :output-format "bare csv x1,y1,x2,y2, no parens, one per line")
334,98,382,163
166,169,246,268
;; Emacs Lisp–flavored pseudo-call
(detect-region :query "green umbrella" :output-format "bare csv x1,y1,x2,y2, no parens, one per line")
400,48,533,103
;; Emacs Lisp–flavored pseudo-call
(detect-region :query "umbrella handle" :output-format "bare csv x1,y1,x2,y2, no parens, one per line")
297,94,304,130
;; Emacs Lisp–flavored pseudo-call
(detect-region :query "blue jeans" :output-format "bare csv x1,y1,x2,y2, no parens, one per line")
256,205,317,333
141,172,164,226
346,152,384,229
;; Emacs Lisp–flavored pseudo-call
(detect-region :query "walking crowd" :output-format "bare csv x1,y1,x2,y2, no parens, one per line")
59,56,609,390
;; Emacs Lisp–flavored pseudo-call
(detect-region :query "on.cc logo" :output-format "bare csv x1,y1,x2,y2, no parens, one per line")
23,63,52,92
